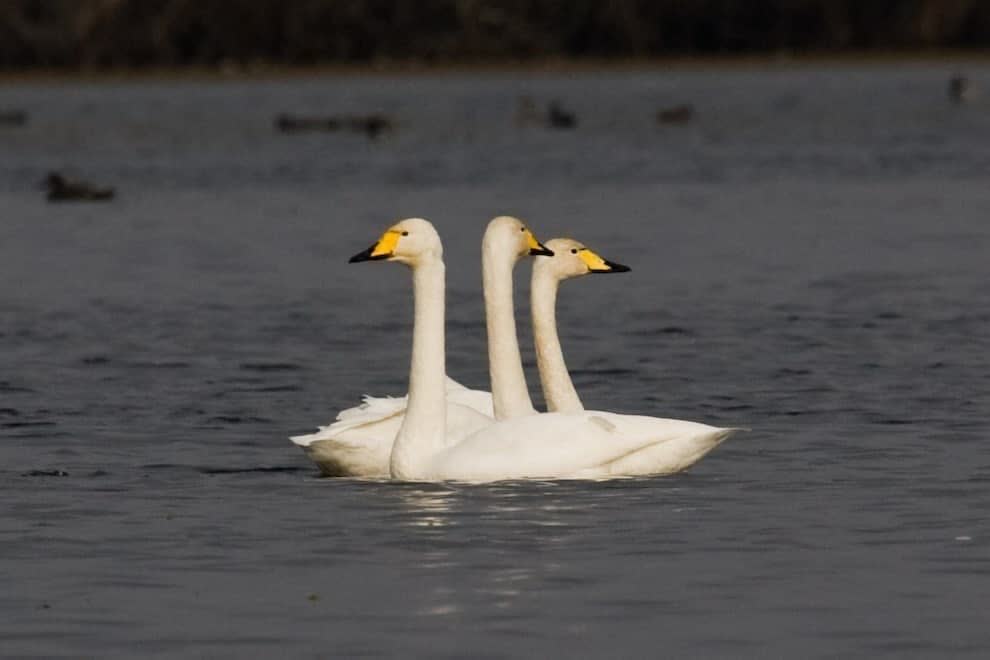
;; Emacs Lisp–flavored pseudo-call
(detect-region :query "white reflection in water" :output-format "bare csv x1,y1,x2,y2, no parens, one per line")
396,487,455,529
394,488,466,616
396,486,557,617
392,484,596,617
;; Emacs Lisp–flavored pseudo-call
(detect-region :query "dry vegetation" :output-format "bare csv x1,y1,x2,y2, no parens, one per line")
1,0,989,70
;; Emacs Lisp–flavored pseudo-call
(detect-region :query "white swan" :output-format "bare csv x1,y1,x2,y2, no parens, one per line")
352,217,739,483
531,237,741,475
532,237,630,413
291,377,492,478
290,215,554,476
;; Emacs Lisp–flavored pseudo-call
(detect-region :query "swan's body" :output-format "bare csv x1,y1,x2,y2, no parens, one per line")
290,377,491,477
427,411,735,482
531,237,738,476
290,216,553,476
354,218,739,483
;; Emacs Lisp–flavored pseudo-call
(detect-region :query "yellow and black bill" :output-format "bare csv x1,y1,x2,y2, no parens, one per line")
349,229,401,263
578,248,631,273
525,229,554,257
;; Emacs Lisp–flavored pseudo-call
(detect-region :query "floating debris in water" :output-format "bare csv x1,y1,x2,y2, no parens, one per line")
44,172,115,202
274,113,393,139
657,104,695,124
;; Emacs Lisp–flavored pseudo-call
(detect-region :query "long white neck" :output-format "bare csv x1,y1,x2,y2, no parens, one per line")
390,257,447,480
531,269,584,413
482,239,536,420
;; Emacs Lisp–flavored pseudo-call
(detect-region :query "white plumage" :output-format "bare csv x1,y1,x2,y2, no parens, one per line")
431,412,738,482
333,217,739,483
290,377,492,477
290,216,552,476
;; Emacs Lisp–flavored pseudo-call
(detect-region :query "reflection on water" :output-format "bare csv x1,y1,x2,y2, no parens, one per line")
396,486,457,529
393,483,589,620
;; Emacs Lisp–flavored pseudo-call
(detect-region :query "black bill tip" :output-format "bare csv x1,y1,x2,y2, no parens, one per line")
348,244,389,263
530,244,555,257
599,259,631,273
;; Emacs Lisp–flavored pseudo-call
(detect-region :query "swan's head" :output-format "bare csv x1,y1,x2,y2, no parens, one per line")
535,238,630,281
349,217,442,267
484,215,554,261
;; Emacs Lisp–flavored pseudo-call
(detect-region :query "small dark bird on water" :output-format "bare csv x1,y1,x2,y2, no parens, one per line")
349,114,392,139
547,100,577,129
948,75,972,103
515,96,578,130
275,113,394,139
657,104,695,124
0,110,28,126
44,172,115,202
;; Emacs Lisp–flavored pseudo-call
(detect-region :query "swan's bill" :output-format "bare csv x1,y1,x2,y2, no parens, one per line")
577,248,630,273
349,229,402,262
526,230,554,257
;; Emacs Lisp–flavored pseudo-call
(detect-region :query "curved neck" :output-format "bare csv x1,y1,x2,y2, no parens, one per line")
390,258,447,480
483,240,536,420
531,270,584,413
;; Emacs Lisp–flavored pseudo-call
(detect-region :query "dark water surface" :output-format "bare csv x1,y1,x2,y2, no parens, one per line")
2,65,989,658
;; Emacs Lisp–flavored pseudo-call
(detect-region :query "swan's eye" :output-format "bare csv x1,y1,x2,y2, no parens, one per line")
401,231,409,236
570,248,578,254
520,227,526,232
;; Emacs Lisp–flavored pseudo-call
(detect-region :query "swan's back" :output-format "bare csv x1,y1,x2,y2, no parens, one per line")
291,377,493,446
433,411,736,482
290,377,494,477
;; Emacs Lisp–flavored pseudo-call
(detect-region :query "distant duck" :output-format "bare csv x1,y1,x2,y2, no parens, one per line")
0,110,28,127
274,113,393,139
948,75,972,103
515,97,578,130
44,172,115,202
348,114,393,139
547,100,577,129
656,104,695,124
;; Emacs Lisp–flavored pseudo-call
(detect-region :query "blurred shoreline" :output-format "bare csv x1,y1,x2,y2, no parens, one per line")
1,50,988,84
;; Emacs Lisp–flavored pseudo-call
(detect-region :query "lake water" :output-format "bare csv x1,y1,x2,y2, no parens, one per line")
2,63,989,658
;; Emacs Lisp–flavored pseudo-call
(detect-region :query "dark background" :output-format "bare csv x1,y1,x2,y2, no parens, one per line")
2,0,990,71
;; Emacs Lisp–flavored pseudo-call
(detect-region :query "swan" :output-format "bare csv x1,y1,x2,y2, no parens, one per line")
482,215,548,420
291,377,492,478
352,217,740,483
290,215,554,476
531,237,742,476
532,238,630,413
